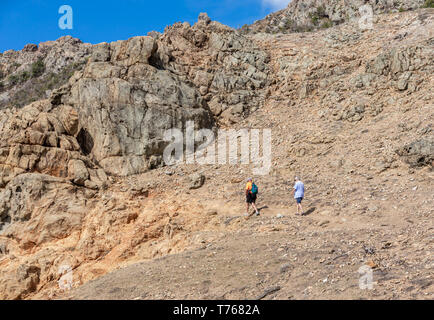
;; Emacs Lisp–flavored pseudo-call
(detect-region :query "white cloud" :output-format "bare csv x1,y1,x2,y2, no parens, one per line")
262,0,290,10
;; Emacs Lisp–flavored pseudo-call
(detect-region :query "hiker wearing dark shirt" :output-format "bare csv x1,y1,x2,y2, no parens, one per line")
245,178,259,216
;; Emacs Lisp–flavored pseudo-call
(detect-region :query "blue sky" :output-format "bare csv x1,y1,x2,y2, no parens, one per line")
0,0,290,52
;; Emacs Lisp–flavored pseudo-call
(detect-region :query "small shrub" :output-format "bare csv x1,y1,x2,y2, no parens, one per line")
8,74,19,86
7,71,30,86
2,58,88,108
19,71,30,82
321,19,333,29
316,5,326,17
309,12,320,26
31,59,45,78
284,19,294,29
422,0,434,8
309,6,328,26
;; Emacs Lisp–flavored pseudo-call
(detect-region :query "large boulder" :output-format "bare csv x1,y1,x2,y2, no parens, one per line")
189,173,206,189
68,159,89,186
397,138,434,168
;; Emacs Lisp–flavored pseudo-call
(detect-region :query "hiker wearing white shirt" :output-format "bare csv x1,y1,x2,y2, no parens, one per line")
293,176,305,216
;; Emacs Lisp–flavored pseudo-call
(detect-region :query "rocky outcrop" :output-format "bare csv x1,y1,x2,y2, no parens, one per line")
155,15,270,122
49,14,269,176
1,15,270,177
53,37,213,176
365,41,434,92
0,100,108,189
242,0,425,34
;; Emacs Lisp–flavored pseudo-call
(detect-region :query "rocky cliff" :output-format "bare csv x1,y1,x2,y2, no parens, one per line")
0,5,433,300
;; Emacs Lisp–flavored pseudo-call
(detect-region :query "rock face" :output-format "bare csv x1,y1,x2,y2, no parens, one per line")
60,37,213,176
242,0,425,34
1,14,270,178
156,17,269,123
50,17,269,176
0,100,107,189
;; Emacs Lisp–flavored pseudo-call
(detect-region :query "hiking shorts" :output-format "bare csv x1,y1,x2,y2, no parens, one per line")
246,193,257,204
296,197,303,204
